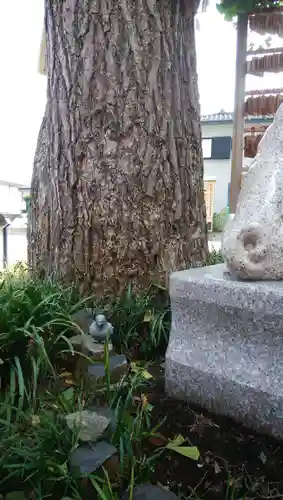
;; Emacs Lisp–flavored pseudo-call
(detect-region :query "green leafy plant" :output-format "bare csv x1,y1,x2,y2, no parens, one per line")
106,284,170,360
0,266,202,499
0,267,86,390
205,248,224,266
21,195,31,215
0,357,163,498
213,209,228,232
216,0,282,20
165,435,200,460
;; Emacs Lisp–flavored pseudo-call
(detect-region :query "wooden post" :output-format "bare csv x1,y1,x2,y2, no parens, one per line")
3,224,9,269
229,13,248,214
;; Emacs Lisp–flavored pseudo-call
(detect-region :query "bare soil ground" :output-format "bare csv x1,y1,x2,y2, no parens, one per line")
148,367,283,500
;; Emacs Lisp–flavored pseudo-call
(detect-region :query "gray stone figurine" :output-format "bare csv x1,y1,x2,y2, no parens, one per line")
89,314,113,343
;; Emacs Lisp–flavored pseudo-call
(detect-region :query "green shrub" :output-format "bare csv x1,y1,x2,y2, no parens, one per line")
0,249,225,393
0,266,201,499
0,251,225,374
213,208,228,232
205,248,224,266
0,265,82,389
107,285,170,360
0,361,156,499
0,271,170,407
0,335,200,500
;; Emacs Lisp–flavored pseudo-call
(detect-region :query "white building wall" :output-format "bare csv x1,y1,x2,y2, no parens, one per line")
201,121,258,214
0,227,27,268
201,122,232,214
201,118,271,215
0,183,24,216
0,182,28,268
204,159,230,213
202,123,233,138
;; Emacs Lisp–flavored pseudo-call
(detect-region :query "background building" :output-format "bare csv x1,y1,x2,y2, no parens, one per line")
0,181,29,268
201,111,273,215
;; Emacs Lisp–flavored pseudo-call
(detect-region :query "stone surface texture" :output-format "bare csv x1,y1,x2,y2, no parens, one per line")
88,354,128,383
166,263,283,438
65,410,110,442
71,310,93,333
70,334,112,359
70,441,117,473
222,102,283,280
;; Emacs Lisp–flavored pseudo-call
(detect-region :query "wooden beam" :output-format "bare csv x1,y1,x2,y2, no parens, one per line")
245,87,283,96
248,7,283,15
246,46,283,56
229,13,248,214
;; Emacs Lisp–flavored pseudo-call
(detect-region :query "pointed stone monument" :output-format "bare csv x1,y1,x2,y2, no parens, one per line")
222,102,283,280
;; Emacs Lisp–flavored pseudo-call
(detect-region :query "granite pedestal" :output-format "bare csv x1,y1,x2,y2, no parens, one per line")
165,264,283,438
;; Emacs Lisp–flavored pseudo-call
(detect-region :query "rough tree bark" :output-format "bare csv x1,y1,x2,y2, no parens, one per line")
29,0,208,296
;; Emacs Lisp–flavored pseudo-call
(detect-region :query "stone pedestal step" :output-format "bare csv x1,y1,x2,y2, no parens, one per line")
166,264,283,439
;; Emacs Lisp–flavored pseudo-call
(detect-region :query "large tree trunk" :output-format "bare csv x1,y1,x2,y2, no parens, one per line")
29,0,208,296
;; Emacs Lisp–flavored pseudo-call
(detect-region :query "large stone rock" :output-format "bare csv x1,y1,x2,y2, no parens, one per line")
166,263,283,438
222,102,283,280
71,310,93,334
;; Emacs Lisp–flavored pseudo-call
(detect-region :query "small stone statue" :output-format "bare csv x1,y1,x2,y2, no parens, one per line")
89,314,113,343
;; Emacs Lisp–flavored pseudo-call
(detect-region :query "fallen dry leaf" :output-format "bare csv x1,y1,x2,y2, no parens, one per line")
64,379,74,386
148,433,168,447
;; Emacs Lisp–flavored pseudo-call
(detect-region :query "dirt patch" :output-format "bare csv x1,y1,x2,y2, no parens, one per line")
148,370,283,500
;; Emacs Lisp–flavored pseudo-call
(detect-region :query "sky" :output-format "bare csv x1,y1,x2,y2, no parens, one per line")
0,0,282,185
196,2,283,112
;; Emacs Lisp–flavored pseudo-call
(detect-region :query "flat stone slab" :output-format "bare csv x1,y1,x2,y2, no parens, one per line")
70,334,113,359
88,354,128,384
70,441,117,473
165,263,283,439
71,310,93,334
